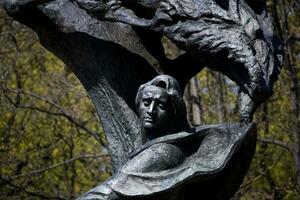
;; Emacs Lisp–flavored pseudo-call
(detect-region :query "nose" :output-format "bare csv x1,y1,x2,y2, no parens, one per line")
147,101,156,114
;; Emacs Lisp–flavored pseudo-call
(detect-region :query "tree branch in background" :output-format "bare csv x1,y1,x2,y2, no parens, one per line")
237,149,287,198
6,153,109,180
0,175,66,200
258,138,292,153
1,86,107,148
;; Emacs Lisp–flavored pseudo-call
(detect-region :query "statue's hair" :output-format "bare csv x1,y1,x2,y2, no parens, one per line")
135,75,189,131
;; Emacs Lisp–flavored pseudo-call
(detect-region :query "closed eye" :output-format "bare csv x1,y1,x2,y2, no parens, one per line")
158,102,166,110
143,99,150,106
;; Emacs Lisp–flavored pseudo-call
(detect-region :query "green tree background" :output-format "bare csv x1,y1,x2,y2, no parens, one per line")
0,0,300,199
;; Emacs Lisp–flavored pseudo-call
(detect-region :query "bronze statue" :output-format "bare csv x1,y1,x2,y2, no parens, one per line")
78,75,256,200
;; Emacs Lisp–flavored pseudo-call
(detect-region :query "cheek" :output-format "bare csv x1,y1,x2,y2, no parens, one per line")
138,105,145,116
157,110,169,122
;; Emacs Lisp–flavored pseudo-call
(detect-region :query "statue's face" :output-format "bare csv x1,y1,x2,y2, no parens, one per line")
139,86,170,132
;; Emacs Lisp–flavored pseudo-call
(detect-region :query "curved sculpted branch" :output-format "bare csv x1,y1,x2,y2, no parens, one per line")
1,0,160,171
75,0,283,121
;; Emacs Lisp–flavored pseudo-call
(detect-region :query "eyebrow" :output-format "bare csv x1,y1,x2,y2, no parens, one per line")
141,93,153,98
142,94,168,102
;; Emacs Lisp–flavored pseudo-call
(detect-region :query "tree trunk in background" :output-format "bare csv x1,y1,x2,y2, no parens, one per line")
210,71,226,123
190,77,204,125
273,0,300,192
259,104,283,199
185,77,203,125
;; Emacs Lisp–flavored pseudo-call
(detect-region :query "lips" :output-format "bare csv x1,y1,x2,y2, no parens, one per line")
144,116,155,123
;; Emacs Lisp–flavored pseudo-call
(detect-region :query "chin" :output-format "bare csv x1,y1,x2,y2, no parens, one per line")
144,124,155,129
143,122,160,130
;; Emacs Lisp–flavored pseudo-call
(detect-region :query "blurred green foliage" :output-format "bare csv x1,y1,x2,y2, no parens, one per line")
0,9,110,200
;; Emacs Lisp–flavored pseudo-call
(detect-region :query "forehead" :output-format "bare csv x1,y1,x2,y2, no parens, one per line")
142,86,168,101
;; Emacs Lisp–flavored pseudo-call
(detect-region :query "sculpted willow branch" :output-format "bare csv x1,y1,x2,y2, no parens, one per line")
75,0,283,122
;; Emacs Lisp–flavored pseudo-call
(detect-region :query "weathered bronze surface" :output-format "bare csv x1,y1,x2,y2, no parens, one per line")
78,75,257,200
